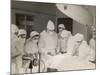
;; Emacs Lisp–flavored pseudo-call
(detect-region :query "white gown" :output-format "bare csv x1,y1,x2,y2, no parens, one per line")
39,30,58,58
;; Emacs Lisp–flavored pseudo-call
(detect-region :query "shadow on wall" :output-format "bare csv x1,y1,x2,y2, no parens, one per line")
72,20,92,42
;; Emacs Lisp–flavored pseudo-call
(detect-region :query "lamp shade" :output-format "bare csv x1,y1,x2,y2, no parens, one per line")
56,4,93,25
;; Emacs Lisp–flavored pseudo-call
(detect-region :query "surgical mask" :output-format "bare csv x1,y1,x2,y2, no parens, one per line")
12,31,18,41
75,40,82,48
18,34,26,38
58,27,64,32
31,36,39,43
47,30,54,35
32,39,38,43
11,25,18,41
19,37,26,44
92,31,96,39
49,32,54,35
18,34,26,44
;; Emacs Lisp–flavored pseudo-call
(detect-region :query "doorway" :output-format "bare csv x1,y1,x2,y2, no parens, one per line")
57,18,73,33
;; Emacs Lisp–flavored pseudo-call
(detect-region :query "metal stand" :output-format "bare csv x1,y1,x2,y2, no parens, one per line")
38,52,41,73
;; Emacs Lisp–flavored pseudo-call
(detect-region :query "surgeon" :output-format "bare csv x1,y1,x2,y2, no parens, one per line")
11,24,19,57
44,33,95,72
39,20,59,61
89,26,96,63
58,24,65,39
67,33,95,61
11,24,20,74
67,33,84,56
58,30,72,54
16,29,27,54
24,31,40,73
89,27,96,50
25,31,39,54
15,29,27,73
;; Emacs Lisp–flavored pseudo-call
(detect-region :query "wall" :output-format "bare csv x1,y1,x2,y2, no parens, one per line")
11,7,91,41
84,6,96,26
72,6,96,42
11,9,56,33
73,20,88,41
11,1,96,42
33,13,56,32
56,9,89,41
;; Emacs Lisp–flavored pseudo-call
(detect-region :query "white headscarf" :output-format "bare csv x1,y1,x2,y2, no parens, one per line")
30,31,39,38
11,24,18,41
18,29,27,36
47,20,55,30
58,24,65,29
73,33,84,42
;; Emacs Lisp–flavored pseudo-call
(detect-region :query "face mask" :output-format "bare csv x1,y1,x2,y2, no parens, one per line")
75,41,82,48
93,35,96,40
92,33,96,39
18,37,26,44
12,31,18,41
59,27,64,32
47,29,54,35
49,32,53,35
33,40,38,43
92,30,96,39
59,29,63,33
31,36,39,43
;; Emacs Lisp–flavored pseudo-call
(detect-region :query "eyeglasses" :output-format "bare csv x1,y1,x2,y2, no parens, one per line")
48,30,54,32
76,40,82,43
32,35,39,40
14,32,18,36
19,34,26,38
61,37,66,40
58,27,64,30
34,37,39,40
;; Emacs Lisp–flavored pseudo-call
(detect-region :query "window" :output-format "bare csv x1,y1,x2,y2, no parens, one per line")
16,14,34,39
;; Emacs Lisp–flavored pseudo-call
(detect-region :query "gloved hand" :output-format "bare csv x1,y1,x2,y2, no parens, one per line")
47,49,57,56
33,58,39,66
48,51,56,56
47,52,55,56
60,49,67,54
22,54,33,60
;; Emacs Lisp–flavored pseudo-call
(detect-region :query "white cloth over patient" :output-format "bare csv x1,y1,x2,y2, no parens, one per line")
78,41,95,61
45,54,95,71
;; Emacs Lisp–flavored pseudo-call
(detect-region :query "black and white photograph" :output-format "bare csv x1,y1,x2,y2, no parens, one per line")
11,0,96,74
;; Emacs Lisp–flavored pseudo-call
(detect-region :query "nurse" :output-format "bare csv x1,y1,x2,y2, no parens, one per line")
58,30,72,54
88,27,96,63
58,24,65,39
15,29,27,73
67,33,84,56
24,31,40,73
11,24,20,74
39,20,59,61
